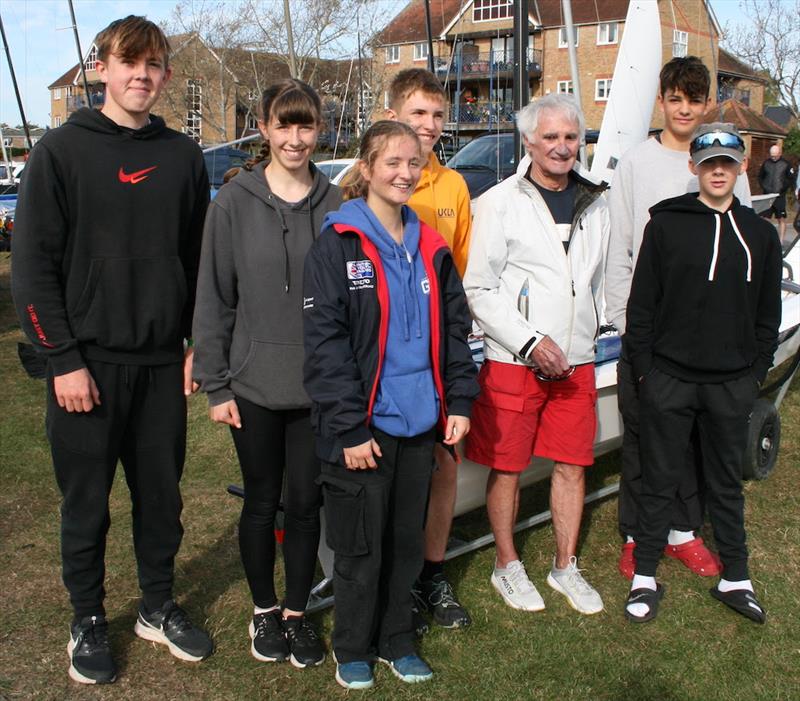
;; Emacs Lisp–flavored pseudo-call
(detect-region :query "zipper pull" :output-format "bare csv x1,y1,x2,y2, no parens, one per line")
571,280,575,297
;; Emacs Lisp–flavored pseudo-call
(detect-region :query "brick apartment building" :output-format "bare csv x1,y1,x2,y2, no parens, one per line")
371,0,774,143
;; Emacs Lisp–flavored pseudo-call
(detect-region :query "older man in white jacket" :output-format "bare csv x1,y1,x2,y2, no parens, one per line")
463,94,608,615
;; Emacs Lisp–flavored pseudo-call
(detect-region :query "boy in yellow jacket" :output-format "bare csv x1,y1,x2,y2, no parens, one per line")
386,68,472,631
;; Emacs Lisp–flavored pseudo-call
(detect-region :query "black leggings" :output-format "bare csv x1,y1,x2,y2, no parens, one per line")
230,396,321,611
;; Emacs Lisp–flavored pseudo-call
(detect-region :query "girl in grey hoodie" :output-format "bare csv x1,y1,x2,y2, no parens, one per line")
192,79,341,668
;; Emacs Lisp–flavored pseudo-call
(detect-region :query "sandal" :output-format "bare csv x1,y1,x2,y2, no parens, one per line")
624,583,665,623
709,586,766,624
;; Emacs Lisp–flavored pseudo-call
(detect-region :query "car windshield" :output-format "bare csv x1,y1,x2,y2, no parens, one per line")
449,135,515,170
316,162,348,180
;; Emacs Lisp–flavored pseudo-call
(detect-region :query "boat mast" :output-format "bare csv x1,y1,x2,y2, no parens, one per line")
67,0,92,106
0,12,33,150
512,0,530,166
423,0,435,73
561,0,586,164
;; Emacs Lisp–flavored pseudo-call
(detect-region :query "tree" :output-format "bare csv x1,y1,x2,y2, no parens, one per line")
722,0,800,118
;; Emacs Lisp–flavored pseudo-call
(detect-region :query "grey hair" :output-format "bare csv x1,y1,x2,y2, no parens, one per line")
516,94,585,143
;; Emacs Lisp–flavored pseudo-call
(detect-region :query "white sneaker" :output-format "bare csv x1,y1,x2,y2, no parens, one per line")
547,556,604,614
491,560,546,611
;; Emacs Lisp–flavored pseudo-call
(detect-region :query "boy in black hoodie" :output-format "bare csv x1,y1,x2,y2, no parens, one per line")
12,16,212,684
623,123,782,624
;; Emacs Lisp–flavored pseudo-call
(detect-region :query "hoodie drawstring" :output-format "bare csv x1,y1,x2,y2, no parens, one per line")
708,213,722,281
727,210,752,282
708,211,752,282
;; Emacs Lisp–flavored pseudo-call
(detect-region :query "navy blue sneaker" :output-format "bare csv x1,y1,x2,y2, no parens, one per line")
379,654,433,683
335,660,375,689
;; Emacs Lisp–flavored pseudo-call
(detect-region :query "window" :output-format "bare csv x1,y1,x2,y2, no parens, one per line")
491,37,513,63
185,79,202,142
66,85,74,97
385,45,400,63
247,88,258,101
84,46,97,71
595,78,612,101
53,87,62,100
55,116,62,127
673,29,688,57
413,42,428,61
2,137,11,147
557,80,573,94
246,113,258,130
597,22,618,45
473,0,513,22
558,26,579,48
384,90,389,109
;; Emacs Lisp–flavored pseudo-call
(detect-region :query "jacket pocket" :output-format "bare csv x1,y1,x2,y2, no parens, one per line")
316,473,368,556
72,257,187,351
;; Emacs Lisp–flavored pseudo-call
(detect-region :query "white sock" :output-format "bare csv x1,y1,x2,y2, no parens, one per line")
628,575,657,618
625,535,635,544
718,578,754,593
254,605,279,615
667,529,695,546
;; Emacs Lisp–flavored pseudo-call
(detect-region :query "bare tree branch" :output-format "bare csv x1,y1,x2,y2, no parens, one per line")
722,0,800,118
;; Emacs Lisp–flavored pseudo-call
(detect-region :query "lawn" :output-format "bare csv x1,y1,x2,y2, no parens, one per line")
0,250,798,701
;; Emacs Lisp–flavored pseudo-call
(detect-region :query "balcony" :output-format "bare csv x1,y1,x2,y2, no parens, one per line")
67,92,106,111
435,49,542,80
718,86,751,106
448,99,515,129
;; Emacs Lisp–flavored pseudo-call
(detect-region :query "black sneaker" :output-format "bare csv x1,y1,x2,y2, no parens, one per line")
134,600,213,662
67,615,116,684
411,581,430,637
420,573,472,628
248,610,289,662
284,615,325,668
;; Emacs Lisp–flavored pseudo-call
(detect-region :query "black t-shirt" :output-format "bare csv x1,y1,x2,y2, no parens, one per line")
529,177,576,252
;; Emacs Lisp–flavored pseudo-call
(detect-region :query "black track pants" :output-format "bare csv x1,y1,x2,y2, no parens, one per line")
230,396,321,612
634,370,757,580
48,360,186,619
617,354,704,538
319,428,435,663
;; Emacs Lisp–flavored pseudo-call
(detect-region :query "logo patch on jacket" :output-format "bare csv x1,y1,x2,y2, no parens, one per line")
118,166,158,184
347,260,374,280
421,277,431,294
437,207,455,218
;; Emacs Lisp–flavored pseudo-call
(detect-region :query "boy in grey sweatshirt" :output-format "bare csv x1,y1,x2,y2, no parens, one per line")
605,56,751,580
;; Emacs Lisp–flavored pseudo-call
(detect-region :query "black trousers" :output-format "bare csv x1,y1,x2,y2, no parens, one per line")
47,359,186,619
230,396,320,612
634,370,757,580
617,355,704,537
319,428,435,663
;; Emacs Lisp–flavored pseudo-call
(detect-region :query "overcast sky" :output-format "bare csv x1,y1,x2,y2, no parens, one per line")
0,0,777,128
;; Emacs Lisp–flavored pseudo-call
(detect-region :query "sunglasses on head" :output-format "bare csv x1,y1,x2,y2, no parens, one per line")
690,131,745,154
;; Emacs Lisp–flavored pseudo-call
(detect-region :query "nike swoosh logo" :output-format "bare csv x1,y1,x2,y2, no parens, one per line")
118,165,157,184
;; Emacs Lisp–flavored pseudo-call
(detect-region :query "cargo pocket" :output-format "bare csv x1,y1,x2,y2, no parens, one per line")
316,473,368,556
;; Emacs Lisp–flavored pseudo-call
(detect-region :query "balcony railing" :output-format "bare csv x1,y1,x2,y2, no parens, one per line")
67,92,106,111
448,99,515,127
718,86,751,106
435,49,542,80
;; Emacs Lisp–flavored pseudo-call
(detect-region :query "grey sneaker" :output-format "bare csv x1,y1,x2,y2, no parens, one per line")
490,560,545,611
547,556,604,614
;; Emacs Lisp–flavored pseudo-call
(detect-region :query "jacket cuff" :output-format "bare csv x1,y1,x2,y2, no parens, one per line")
49,349,86,376
208,387,236,407
630,353,653,382
339,424,373,449
447,397,474,419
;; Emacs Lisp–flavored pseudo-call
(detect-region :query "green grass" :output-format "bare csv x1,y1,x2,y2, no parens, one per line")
1,250,799,700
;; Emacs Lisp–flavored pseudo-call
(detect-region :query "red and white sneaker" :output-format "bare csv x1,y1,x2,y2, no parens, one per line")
618,542,636,580
664,537,722,576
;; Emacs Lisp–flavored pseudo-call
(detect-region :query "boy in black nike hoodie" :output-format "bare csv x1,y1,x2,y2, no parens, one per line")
12,16,212,684
624,123,782,624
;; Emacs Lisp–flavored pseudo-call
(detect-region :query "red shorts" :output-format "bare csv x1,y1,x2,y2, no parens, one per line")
465,360,597,472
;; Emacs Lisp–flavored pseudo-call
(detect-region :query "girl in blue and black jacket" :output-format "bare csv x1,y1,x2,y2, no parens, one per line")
302,121,478,690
